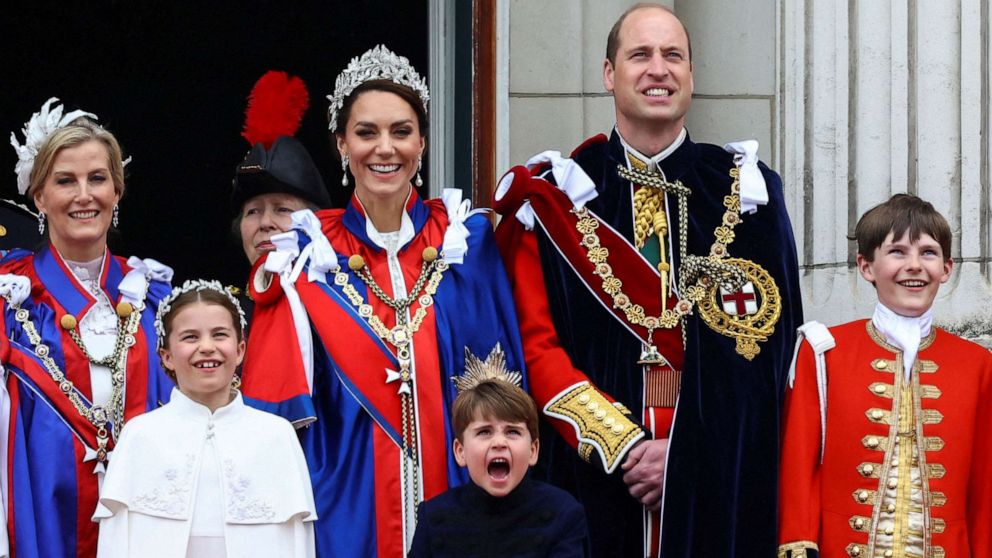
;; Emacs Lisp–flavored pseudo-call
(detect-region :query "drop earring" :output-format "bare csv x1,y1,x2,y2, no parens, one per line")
37,212,46,235
415,156,423,187
341,154,350,187
112,204,120,228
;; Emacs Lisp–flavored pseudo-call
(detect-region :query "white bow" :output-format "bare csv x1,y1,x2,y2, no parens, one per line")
288,210,339,284
0,275,31,306
525,150,599,210
118,258,174,308
441,189,487,264
723,140,768,214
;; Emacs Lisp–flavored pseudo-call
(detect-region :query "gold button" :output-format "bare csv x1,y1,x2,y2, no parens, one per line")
862,464,874,475
60,314,78,330
875,359,888,370
595,410,607,420
0,225,7,237
873,384,887,394
884,551,893,558
586,402,598,413
422,246,438,262
348,254,366,271
604,416,616,427
871,410,884,420
612,425,624,434
857,490,869,502
866,437,879,448
887,478,898,489
578,393,591,405
886,504,896,513
854,517,865,528
885,526,894,535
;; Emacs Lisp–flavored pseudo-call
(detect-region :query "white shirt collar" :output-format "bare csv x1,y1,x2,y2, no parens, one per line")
616,126,687,171
871,302,933,380
168,387,245,422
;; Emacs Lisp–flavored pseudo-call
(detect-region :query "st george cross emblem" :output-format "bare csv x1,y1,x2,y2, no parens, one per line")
719,282,758,316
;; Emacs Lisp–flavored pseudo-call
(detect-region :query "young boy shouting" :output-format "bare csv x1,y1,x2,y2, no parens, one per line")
777,194,992,557
409,377,590,557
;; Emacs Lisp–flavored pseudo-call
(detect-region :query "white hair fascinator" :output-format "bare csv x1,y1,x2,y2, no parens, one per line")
9,97,97,195
327,44,430,132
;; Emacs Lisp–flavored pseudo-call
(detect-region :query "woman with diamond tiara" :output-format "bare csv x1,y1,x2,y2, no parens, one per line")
93,280,316,557
240,45,528,557
0,99,175,557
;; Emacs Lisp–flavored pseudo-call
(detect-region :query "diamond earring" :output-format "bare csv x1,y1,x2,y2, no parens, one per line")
414,156,423,187
112,204,120,228
341,154,350,187
38,212,46,235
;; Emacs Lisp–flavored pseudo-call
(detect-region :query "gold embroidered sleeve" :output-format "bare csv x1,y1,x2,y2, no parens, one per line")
777,541,819,558
543,382,645,473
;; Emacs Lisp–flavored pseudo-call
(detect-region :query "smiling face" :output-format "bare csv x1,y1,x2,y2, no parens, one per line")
33,140,121,261
336,90,425,208
454,413,539,498
160,301,246,411
604,6,693,149
857,231,953,317
239,192,311,264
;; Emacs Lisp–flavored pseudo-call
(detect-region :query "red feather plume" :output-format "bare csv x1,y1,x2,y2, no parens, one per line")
241,70,310,149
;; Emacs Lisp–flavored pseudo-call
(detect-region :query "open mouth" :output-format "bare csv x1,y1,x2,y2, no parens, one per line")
487,457,510,480
898,280,927,288
194,360,222,370
369,164,401,174
70,210,98,219
644,88,671,97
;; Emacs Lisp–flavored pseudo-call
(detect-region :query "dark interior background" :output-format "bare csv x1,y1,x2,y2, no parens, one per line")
1,1,429,287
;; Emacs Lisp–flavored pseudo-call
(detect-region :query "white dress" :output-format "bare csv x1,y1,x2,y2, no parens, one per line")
93,388,316,558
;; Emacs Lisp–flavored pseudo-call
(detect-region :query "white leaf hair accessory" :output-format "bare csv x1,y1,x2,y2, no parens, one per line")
326,44,430,132
9,97,97,195
155,279,247,349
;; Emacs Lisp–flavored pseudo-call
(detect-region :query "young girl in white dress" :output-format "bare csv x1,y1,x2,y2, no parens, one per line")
94,280,316,558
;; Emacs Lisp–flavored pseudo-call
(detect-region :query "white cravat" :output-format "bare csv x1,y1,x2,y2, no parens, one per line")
871,303,933,380
65,254,116,406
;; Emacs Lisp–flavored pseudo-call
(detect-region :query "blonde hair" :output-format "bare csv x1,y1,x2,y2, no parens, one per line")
29,117,126,199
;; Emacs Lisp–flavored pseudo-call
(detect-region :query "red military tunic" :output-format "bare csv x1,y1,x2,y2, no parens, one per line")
779,320,992,557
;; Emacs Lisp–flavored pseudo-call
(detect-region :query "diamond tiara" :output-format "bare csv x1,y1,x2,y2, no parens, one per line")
326,44,430,132
154,279,247,348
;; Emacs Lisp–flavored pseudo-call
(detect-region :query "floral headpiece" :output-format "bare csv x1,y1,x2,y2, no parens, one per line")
9,97,96,195
326,44,430,132
154,279,247,349
451,344,523,394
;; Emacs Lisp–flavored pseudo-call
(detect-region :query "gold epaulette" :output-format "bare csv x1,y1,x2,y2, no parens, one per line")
544,382,645,473
777,541,818,558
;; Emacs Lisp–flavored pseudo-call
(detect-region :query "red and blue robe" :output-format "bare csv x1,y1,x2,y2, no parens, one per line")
0,246,173,558
242,191,527,558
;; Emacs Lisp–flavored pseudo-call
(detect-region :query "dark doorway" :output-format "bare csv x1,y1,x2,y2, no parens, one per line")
1,0,429,287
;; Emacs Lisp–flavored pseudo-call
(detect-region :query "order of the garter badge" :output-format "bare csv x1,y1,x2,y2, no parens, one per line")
696,257,781,360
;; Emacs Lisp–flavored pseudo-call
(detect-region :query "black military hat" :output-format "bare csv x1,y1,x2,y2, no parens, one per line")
0,198,42,251
233,136,330,212
232,71,330,213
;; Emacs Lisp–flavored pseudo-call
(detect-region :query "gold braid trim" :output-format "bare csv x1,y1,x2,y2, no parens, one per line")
544,383,644,473
777,541,818,558
633,186,664,249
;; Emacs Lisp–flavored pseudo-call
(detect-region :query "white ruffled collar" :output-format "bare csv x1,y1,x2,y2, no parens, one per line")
871,302,933,379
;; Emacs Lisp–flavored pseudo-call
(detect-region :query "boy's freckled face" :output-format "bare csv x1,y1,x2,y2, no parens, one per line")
857,231,953,317
454,414,539,498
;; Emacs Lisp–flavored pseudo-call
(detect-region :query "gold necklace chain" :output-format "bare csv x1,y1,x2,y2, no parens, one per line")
574,165,747,353
4,298,141,464
334,247,448,523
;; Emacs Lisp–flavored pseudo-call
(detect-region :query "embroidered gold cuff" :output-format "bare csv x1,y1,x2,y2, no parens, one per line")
544,382,645,473
777,541,818,558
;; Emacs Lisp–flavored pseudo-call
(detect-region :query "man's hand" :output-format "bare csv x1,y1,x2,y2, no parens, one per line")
621,438,668,510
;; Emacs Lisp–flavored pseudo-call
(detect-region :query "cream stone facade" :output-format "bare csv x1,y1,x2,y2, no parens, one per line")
499,0,992,341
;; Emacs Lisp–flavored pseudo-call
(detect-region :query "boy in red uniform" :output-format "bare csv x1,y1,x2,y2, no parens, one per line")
778,194,992,557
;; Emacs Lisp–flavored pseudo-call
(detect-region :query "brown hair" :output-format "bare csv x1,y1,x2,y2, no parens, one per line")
452,380,539,442
159,288,245,380
331,79,429,142
606,3,693,66
853,193,952,262
29,117,126,199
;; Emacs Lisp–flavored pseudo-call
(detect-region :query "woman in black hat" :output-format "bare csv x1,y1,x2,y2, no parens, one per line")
232,71,331,267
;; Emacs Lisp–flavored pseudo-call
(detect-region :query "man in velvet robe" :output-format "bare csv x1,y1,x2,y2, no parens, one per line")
494,4,803,556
